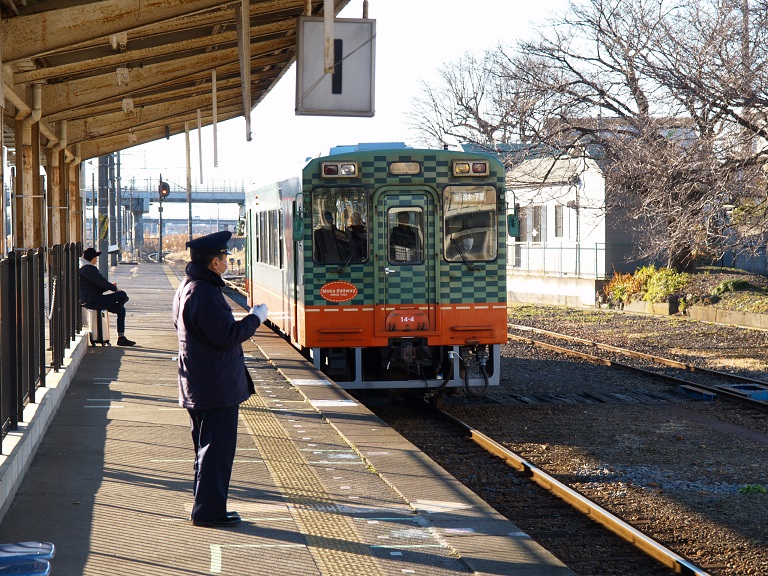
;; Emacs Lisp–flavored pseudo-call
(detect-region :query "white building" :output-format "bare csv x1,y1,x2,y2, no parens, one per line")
505,153,644,307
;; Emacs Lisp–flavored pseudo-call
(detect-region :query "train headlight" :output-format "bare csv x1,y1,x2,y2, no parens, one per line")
452,160,489,176
321,162,359,178
340,163,357,176
453,162,471,175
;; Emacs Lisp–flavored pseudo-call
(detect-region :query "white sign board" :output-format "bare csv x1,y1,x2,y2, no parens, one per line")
296,17,376,117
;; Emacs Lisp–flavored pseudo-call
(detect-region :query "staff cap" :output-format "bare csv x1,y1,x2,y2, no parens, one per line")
186,231,232,256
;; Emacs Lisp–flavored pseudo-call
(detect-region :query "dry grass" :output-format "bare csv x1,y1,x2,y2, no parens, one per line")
682,266,768,314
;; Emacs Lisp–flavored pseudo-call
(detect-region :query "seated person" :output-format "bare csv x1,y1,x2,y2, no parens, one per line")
389,212,421,262
313,211,350,263
79,247,136,346
346,212,368,261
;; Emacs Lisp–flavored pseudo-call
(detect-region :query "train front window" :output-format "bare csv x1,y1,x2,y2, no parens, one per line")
443,185,498,262
311,188,368,264
388,208,424,264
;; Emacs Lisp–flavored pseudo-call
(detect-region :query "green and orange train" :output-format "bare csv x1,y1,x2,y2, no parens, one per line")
243,146,516,395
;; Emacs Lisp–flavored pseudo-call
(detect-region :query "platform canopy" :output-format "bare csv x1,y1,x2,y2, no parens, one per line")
1,0,351,162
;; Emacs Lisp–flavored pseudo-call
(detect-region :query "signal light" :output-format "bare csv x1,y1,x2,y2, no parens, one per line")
322,163,339,176
159,181,171,199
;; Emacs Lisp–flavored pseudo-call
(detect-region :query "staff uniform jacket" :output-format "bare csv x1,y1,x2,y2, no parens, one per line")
79,257,117,306
173,261,260,410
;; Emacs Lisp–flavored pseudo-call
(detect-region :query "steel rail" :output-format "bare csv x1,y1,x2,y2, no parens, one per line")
508,326,768,412
435,407,712,576
510,323,766,384
222,277,248,297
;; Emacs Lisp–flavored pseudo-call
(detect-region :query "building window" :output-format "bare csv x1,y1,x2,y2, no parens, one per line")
531,205,545,243
554,204,563,238
518,206,528,241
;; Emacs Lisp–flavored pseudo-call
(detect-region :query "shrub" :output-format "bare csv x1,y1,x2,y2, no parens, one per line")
603,271,644,305
603,266,689,305
643,267,689,303
711,279,751,297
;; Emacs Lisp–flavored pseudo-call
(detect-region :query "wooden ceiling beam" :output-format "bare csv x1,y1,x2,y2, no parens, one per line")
42,51,289,123
66,83,264,144
38,37,292,116
3,0,236,61
78,108,245,160
13,20,295,84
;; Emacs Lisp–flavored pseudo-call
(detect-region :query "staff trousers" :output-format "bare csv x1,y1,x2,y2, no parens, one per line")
187,405,239,522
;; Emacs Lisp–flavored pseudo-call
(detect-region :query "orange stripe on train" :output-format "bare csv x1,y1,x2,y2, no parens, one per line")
297,303,507,348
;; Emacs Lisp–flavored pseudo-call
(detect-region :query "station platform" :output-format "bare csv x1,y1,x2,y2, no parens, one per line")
0,262,574,575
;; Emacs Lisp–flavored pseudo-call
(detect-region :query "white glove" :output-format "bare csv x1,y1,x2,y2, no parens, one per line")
250,304,268,323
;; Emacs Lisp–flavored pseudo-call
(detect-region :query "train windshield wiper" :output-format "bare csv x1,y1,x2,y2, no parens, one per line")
450,237,476,271
334,239,364,273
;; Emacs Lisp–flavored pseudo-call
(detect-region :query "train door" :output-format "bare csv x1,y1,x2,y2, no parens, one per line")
292,192,304,344
375,190,437,335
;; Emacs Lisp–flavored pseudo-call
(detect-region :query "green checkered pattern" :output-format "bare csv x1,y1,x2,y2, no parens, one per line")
300,149,507,307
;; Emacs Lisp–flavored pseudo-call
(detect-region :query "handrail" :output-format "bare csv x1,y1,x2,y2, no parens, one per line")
0,243,83,452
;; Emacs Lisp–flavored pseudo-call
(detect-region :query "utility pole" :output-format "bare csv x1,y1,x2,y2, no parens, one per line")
116,151,122,262
97,156,109,278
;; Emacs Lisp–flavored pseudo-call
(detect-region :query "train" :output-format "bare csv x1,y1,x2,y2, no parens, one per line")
243,145,517,397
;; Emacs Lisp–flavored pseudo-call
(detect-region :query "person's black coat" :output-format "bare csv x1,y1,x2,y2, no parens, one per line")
79,258,116,305
173,262,260,410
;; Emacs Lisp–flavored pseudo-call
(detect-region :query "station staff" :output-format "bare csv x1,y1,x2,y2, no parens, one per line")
172,230,268,528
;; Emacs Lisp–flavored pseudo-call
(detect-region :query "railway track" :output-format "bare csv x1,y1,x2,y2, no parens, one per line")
368,397,692,575
377,321,768,575
433,404,711,575
508,323,768,413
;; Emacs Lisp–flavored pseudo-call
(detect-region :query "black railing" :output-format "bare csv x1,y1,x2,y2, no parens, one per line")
0,257,15,443
0,243,84,451
49,243,82,370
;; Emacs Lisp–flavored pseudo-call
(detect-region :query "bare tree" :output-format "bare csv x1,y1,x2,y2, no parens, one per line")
410,0,768,270
407,51,522,148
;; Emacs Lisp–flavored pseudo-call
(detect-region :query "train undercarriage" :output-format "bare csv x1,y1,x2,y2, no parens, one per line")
306,339,499,398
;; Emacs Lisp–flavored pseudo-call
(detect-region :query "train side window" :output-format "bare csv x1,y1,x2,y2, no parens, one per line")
311,188,367,264
443,185,498,262
388,208,424,264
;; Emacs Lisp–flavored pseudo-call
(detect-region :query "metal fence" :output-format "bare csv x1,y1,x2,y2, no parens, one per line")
507,242,639,279
715,250,768,276
0,243,83,451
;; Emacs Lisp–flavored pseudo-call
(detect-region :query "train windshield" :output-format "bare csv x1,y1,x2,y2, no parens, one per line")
311,188,368,264
443,185,498,262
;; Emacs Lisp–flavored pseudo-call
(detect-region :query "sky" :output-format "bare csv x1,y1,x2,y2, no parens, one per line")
109,0,568,218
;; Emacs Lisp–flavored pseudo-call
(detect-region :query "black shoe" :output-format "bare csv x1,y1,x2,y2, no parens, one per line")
189,511,239,521
117,336,136,346
192,515,241,528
